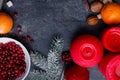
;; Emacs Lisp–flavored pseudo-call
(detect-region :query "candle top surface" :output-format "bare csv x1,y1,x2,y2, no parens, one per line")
70,34,103,68
102,27,120,52
106,55,120,80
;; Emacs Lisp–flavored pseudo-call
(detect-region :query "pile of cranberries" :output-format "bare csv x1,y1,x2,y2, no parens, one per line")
0,42,26,80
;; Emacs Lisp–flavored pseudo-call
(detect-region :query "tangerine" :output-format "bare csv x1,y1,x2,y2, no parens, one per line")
101,2,120,25
0,12,13,34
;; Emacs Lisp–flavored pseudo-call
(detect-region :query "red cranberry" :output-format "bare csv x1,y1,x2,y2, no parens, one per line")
14,12,18,17
0,42,26,80
21,37,26,42
18,30,22,35
17,25,22,30
61,51,72,64
30,39,34,44
26,35,31,41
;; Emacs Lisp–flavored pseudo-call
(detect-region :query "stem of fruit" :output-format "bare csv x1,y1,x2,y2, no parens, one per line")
97,14,102,19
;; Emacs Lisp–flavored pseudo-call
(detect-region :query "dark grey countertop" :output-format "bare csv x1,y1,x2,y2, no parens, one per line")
2,0,120,80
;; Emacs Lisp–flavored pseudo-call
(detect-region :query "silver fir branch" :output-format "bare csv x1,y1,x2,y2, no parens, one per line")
48,35,64,67
30,51,47,70
27,35,64,80
46,35,64,80
26,70,47,80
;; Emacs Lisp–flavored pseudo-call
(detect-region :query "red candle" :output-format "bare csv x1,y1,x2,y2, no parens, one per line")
70,34,103,68
102,27,120,52
99,53,120,80
64,65,89,80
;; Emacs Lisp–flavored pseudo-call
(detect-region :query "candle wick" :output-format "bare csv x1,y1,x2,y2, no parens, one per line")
86,51,90,54
85,51,91,57
114,38,117,41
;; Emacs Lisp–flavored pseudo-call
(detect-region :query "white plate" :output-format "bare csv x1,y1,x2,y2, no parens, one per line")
0,37,31,80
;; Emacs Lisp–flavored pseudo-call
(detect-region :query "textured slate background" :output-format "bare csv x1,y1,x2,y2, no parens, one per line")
2,0,120,80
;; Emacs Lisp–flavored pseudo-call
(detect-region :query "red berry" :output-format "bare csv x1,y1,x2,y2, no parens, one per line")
0,78,3,80
21,37,26,42
30,39,34,44
14,12,18,17
61,51,72,64
17,25,22,31
18,30,22,35
18,72,23,77
26,35,31,41
7,64,12,68
15,70,19,73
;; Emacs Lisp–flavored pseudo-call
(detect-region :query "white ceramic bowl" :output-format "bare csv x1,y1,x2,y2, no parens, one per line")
0,37,31,80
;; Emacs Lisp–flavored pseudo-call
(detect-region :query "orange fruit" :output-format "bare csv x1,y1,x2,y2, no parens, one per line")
0,12,13,34
101,2,120,25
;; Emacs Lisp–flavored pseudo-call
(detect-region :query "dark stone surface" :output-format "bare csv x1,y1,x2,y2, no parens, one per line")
2,0,119,80
3,0,90,55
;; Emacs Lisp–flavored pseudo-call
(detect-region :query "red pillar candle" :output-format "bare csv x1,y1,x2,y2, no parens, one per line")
99,53,120,80
64,65,89,80
70,34,103,68
102,27,120,52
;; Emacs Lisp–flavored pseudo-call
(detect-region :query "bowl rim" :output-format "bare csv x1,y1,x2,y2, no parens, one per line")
0,37,31,80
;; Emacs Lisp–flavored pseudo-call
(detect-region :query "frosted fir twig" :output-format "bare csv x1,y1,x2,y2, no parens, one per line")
30,51,47,70
46,35,64,80
28,35,64,80
59,65,65,80
47,35,64,69
50,35,64,58
27,70,47,80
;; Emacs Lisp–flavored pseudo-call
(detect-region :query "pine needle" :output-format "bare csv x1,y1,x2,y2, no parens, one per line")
30,51,47,70
27,70,47,80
